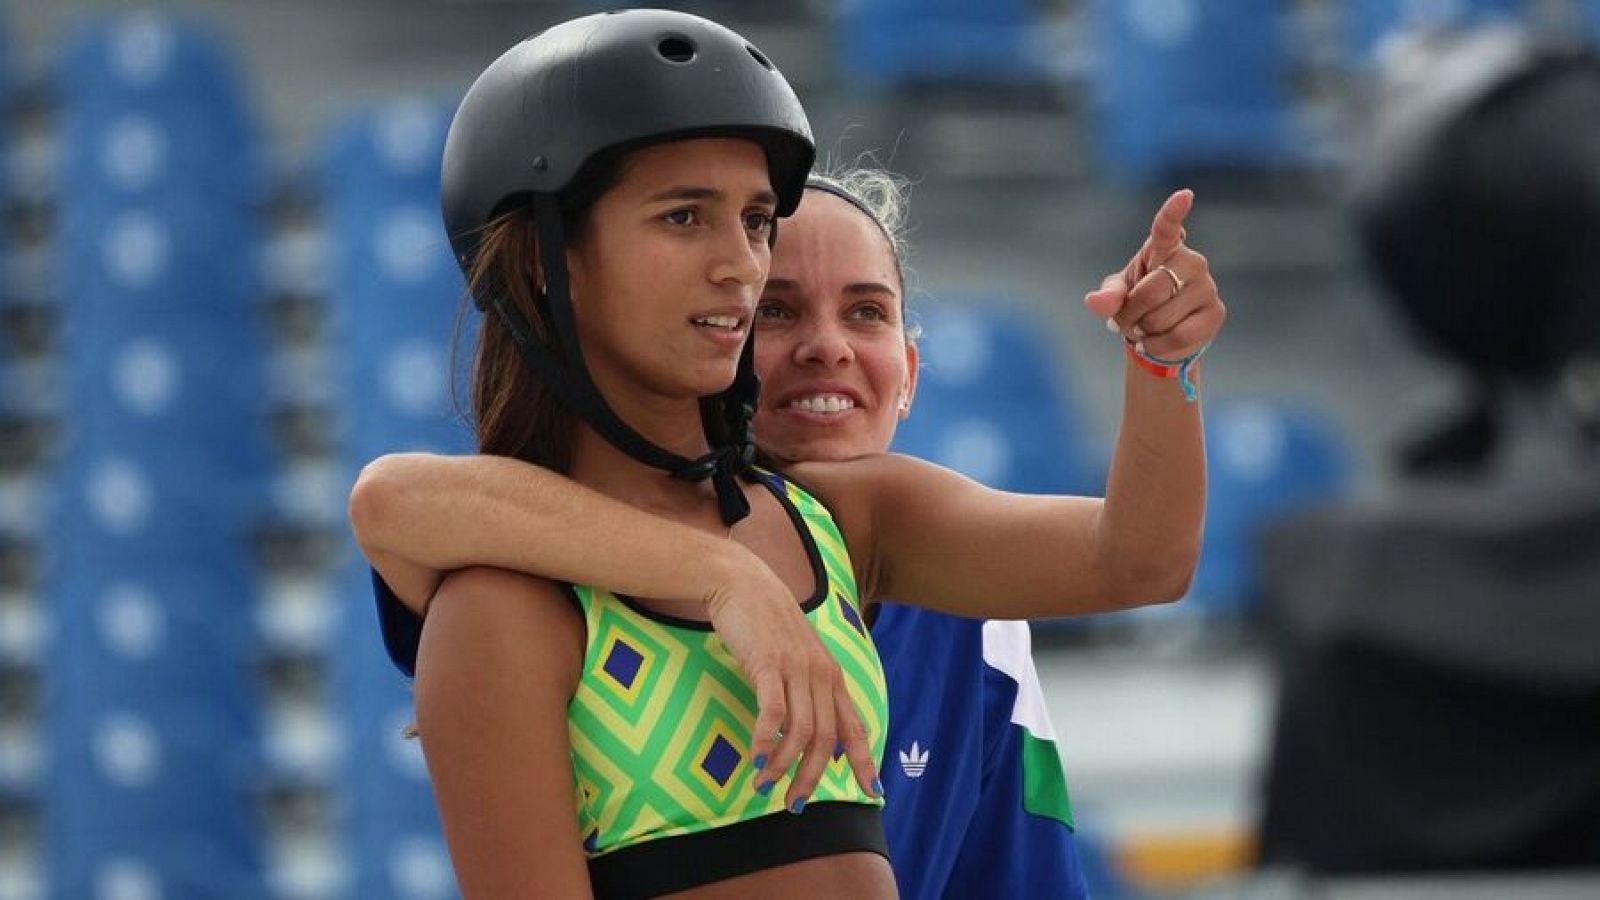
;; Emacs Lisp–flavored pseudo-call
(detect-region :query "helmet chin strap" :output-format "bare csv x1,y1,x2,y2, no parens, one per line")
482,194,757,525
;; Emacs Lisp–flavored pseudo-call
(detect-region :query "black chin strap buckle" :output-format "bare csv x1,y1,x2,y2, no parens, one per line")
671,444,753,526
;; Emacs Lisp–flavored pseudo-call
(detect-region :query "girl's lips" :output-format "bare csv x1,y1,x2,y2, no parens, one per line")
688,305,751,348
690,318,749,348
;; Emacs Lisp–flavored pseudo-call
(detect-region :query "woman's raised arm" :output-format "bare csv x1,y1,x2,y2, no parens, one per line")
802,190,1216,620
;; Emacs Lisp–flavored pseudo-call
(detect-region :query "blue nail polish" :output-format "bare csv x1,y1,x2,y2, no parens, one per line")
756,780,774,796
753,754,767,771
790,797,808,814
871,777,884,797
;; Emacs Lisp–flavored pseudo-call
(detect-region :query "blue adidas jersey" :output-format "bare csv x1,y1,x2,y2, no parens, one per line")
872,603,1088,899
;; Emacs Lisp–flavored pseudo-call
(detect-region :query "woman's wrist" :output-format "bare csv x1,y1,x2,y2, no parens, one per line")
700,539,767,616
1124,340,1208,403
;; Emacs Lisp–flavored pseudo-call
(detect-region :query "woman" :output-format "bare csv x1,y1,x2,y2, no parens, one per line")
351,9,1222,897
363,167,1100,897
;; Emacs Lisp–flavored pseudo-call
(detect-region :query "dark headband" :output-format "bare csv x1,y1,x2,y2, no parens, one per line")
803,177,900,264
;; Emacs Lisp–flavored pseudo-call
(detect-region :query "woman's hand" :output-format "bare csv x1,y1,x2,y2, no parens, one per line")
1085,189,1226,360
703,546,881,811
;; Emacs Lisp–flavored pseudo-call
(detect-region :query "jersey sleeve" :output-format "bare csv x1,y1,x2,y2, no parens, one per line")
373,567,423,677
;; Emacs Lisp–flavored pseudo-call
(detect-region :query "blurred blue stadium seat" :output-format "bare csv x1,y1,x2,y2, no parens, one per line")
1188,398,1354,619
0,7,8,231
47,700,262,896
838,0,1047,90
333,569,458,900
44,11,270,895
1582,0,1600,42
1091,0,1306,183
0,9,14,389
324,98,471,462
57,11,259,179
892,301,1101,498
1086,398,1353,637
323,97,468,900
1346,0,1528,66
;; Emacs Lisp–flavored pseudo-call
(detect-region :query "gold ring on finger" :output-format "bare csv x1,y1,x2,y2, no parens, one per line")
1156,264,1185,300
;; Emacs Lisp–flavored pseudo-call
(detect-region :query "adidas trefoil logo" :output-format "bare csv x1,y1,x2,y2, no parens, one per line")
898,741,930,779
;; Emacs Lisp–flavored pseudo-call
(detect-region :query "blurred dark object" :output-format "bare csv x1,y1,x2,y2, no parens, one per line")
0,299,57,358
1257,481,1600,872
0,416,55,470
1350,27,1600,475
1561,354,1600,457
1396,384,1500,478
0,535,35,589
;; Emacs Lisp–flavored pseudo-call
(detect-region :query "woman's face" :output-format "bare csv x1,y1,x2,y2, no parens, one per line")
566,138,778,414
752,190,917,464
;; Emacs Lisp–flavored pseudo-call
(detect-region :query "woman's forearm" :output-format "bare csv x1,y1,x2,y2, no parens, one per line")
355,454,887,801
349,452,752,614
1094,359,1207,605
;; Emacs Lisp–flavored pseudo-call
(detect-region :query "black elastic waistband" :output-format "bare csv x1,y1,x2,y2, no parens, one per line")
588,802,886,900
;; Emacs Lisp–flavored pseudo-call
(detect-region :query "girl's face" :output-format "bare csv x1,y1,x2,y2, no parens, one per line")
752,190,917,464
566,138,778,415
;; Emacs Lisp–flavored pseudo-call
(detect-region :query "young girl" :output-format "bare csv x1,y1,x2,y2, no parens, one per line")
351,9,1222,897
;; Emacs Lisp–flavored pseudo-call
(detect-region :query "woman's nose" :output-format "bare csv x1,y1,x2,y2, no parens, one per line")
795,317,853,367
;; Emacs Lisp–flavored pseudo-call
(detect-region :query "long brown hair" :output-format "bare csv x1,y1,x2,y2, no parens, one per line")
463,209,574,471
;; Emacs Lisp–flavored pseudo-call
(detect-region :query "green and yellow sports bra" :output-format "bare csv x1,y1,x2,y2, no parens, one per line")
565,470,889,898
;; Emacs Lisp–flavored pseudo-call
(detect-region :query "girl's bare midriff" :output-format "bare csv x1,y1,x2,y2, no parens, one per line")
662,852,898,899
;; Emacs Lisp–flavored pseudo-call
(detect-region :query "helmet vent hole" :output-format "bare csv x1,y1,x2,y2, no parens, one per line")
746,45,773,70
657,36,696,64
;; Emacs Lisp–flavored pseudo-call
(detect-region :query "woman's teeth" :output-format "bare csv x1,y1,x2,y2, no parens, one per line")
693,315,741,330
789,395,855,413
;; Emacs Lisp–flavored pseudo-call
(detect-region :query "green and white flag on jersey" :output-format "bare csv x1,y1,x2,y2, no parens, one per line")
982,620,1075,828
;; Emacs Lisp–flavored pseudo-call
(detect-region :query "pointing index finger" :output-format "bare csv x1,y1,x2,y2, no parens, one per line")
1143,189,1194,269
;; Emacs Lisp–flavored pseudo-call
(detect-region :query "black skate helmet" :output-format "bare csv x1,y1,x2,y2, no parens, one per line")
442,9,815,524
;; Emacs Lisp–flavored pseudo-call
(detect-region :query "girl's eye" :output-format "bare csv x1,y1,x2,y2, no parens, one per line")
663,209,697,226
744,211,775,233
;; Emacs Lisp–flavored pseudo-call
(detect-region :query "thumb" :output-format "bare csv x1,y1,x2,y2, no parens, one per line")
1083,273,1125,319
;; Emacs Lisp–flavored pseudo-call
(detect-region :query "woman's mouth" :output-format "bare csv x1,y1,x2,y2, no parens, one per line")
786,394,856,414
691,314,743,330
689,312,749,347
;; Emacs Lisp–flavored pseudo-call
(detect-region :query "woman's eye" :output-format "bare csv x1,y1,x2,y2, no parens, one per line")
755,302,791,321
851,304,889,322
744,211,775,233
663,209,697,226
